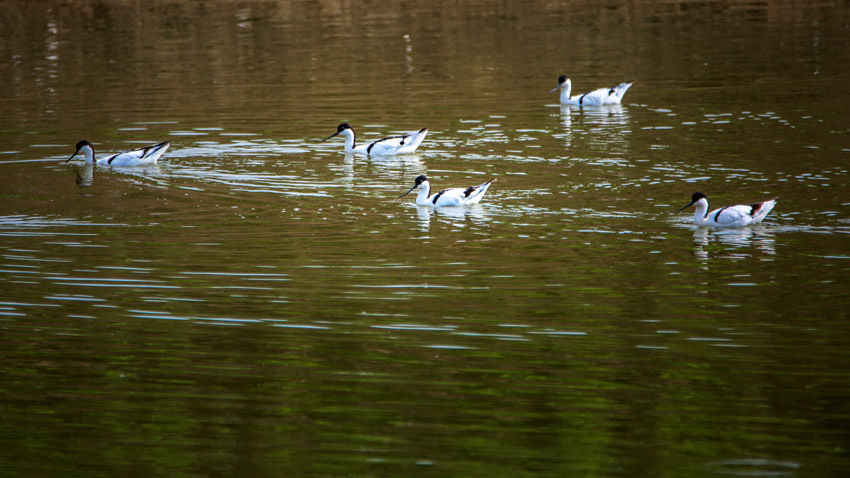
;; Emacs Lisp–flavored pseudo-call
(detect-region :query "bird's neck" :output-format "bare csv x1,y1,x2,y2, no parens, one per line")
694,200,709,223
560,80,572,103
417,183,432,205
82,145,96,164
343,129,356,153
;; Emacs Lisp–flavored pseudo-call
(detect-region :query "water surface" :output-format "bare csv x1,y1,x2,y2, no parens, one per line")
1,0,849,476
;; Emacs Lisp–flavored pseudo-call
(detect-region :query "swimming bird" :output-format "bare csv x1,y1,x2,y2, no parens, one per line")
66,140,170,167
399,175,497,207
320,123,428,155
676,192,777,227
550,75,632,106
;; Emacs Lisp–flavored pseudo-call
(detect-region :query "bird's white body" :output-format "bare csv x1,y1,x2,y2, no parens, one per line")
323,123,427,156
67,140,170,167
678,192,777,227
552,75,632,106
401,175,496,207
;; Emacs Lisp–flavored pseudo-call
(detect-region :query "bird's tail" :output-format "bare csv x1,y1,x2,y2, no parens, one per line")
465,178,497,205
406,128,428,151
144,142,171,163
752,198,777,223
612,82,633,101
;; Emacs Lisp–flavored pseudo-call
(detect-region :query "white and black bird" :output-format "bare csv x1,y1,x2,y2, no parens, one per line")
676,192,777,227
399,175,497,207
320,123,428,155
66,140,170,167
550,75,632,106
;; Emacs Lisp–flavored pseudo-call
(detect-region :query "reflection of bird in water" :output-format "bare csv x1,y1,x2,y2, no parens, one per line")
572,103,630,127
559,103,631,154
335,153,425,190
320,123,428,155
587,103,625,118
415,205,433,232
676,192,777,227
692,226,777,260
66,140,170,166
400,175,497,207
556,105,573,149
693,227,758,248
74,163,94,187
342,152,424,171
404,34,414,75
413,204,491,232
559,105,572,126
550,75,632,106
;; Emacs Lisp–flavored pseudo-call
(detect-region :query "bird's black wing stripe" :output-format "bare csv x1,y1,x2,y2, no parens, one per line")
367,135,407,154
432,189,447,204
714,206,730,222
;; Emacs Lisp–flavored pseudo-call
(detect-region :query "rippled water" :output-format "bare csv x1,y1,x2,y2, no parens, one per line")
2,0,849,476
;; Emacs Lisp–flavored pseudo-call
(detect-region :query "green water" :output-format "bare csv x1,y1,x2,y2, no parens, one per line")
1,1,849,476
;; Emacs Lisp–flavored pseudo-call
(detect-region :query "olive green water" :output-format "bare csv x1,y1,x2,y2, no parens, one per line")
1,0,849,476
